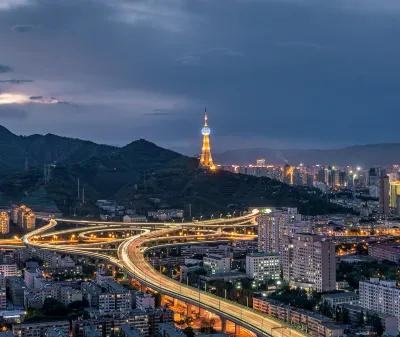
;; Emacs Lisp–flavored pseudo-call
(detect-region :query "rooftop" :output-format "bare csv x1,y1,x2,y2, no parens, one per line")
322,292,358,299
247,252,280,257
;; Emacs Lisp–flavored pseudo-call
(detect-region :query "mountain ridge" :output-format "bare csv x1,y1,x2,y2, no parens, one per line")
214,143,400,166
0,125,348,216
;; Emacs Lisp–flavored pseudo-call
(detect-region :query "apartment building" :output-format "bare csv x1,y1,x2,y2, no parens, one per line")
368,244,400,263
253,297,344,337
245,252,280,281
257,208,302,254
0,212,9,234
203,254,231,275
60,287,83,306
359,278,400,329
282,233,336,292
13,321,70,337
322,292,359,308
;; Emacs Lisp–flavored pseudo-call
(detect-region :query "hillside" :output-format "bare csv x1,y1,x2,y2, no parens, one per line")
0,133,349,216
0,126,116,177
214,143,400,167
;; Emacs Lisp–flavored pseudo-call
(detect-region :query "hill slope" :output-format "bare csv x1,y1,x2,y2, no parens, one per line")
0,135,349,216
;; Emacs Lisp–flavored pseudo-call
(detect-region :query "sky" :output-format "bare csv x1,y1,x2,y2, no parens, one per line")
0,0,400,155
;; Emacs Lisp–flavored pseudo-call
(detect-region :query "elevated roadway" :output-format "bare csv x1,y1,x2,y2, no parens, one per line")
21,213,307,337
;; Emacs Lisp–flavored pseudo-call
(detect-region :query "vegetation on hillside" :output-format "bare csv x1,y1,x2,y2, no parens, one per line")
0,128,351,216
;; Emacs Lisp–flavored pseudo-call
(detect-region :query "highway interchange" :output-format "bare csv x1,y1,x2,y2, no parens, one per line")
15,212,308,337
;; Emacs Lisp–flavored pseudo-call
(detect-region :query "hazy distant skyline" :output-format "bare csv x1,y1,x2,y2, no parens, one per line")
1,0,400,155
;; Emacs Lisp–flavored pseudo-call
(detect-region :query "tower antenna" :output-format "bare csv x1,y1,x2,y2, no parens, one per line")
199,107,215,170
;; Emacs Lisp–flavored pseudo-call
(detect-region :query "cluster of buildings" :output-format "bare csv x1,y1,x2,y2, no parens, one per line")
11,205,36,232
257,207,336,293
96,199,183,222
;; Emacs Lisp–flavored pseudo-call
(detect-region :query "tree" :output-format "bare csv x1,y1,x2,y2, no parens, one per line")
42,298,70,317
182,327,195,337
184,317,193,326
154,293,162,308
342,308,350,325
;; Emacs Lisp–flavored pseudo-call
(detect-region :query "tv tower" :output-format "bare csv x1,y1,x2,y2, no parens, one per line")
200,107,215,170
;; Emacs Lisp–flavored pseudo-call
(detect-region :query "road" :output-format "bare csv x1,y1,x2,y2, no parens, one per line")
20,213,307,337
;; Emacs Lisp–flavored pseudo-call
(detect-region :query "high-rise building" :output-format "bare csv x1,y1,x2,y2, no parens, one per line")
199,108,215,170
390,181,400,209
23,212,36,232
338,171,346,187
359,278,400,330
257,158,266,167
0,212,9,234
368,168,379,198
317,168,326,183
257,208,302,254
306,174,314,188
282,233,336,292
379,176,390,214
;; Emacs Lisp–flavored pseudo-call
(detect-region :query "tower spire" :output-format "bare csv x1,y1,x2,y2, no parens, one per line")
200,107,215,170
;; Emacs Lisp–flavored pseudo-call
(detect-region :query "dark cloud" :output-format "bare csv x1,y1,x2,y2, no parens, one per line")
0,0,399,153
0,106,28,120
29,96,43,100
12,24,34,32
0,65,12,73
0,79,33,84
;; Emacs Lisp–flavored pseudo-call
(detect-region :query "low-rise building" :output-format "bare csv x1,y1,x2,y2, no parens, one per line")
24,267,42,288
72,308,173,337
0,263,18,277
368,244,400,263
60,287,83,306
7,277,27,307
253,297,344,337
45,327,69,337
245,252,280,281
157,323,185,337
82,326,102,337
322,292,360,308
135,293,155,310
13,321,70,337
120,325,144,337
203,254,230,275
341,304,397,336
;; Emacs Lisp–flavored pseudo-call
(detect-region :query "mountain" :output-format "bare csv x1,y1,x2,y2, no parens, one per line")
0,127,348,216
214,143,400,167
0,126,116,177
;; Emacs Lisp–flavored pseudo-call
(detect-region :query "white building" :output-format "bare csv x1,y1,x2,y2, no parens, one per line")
257,208,302,254
203,254,231,275
0,212,9,234
24,268,42,288
359,278,400,329
282,233,336,293
245,253,280,281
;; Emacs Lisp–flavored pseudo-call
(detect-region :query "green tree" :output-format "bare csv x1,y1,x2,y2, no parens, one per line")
182,327,195,337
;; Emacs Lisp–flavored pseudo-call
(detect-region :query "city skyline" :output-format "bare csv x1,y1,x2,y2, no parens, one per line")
1,0,400,154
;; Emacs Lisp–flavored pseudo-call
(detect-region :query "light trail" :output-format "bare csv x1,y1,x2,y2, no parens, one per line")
20,212,307,337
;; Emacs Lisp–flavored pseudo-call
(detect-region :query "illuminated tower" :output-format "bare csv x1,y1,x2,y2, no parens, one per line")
200,108,215,170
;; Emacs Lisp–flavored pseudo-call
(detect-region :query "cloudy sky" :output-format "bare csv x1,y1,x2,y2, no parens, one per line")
0,0,400,155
